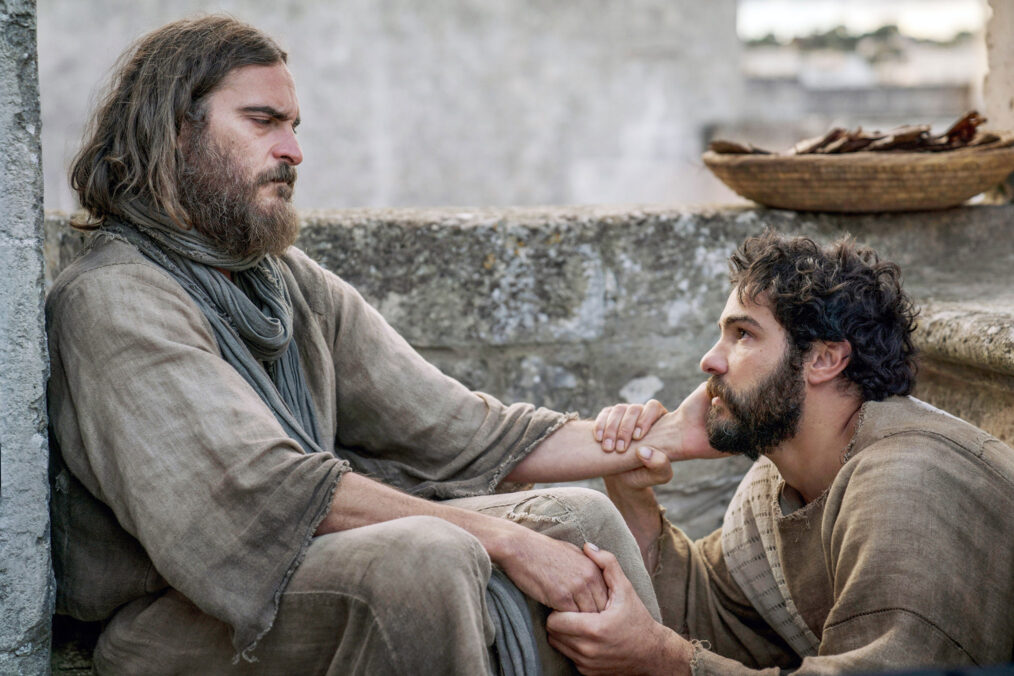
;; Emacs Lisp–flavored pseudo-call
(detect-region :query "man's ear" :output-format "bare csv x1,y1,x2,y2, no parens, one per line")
806,340,852,385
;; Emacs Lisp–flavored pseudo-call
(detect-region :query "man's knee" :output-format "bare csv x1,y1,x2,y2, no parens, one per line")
511,486,629,548
298,515,491,602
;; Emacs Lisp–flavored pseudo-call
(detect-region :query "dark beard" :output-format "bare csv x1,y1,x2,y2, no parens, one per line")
178,129,300,259
705,344,805,460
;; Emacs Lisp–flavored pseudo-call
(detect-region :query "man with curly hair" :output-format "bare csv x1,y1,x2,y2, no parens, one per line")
547,232,1014,674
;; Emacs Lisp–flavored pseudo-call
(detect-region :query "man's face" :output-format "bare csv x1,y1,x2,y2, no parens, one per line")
700,291,805,460
178,63,303,258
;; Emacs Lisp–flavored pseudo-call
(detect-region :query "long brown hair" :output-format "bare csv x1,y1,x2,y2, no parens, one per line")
70,15,287,229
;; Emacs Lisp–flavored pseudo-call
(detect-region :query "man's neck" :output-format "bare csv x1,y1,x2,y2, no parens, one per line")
767,390,864,504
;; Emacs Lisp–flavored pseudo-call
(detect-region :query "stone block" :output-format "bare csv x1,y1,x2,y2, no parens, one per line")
1,2,52,672
41,203,1014,583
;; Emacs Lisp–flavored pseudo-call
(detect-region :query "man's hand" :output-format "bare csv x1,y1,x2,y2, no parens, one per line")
593,399,667,452
546,544,692,676
490,527,610,613
603,445,674,493
638,382,724,462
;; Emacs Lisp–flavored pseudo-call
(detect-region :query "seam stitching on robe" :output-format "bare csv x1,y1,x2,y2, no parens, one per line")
872,429,1014,490
823,606,974,661
236,462,351,663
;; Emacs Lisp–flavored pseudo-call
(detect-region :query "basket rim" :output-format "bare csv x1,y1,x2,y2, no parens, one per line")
702,137,1014,168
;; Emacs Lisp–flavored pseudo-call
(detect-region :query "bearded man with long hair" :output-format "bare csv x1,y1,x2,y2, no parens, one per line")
48,15,722,675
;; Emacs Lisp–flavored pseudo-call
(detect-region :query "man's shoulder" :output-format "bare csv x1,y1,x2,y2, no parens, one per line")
47,232,184,311
842,396,1014,496
278,245,372,316
856,396,1011,458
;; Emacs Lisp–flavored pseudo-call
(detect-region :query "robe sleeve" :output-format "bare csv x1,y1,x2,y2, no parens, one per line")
47,252,349,657
291,249,570,499
653,523,798,671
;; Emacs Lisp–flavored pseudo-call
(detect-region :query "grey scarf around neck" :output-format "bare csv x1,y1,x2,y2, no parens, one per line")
108,208,541,675
105,211,323,454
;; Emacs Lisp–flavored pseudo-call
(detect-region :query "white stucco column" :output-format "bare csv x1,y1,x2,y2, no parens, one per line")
985,0,1014,130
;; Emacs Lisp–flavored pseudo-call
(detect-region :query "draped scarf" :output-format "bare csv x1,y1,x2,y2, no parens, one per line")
107,205,540,674
107,205,323,454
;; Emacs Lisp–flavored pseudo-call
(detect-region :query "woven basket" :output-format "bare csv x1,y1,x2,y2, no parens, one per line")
703,139,1014,212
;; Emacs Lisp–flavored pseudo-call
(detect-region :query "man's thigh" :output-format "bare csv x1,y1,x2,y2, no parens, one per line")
94,515,495,676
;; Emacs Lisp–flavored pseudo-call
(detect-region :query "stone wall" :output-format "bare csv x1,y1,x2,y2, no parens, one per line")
37,0,743,212
45,203,1014,542
0,1,53,673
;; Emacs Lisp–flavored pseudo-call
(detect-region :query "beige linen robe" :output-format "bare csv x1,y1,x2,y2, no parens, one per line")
46,233,568,656
653,396,1014,674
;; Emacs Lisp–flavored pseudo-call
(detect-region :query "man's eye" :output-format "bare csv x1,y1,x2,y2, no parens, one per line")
736,328,750,339
252,118,271,126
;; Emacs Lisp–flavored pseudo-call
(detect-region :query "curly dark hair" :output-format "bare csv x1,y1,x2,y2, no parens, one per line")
70,15,287,229
728,231,919,401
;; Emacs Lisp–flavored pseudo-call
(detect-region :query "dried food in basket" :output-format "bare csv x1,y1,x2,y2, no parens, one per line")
709,112,1013,157
701,112,1014,212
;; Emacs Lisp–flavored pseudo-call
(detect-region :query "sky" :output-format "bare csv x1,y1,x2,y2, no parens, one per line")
738,0,988,41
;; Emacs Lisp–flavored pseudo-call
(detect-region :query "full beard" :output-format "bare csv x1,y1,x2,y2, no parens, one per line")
178,130,300,259
705,344,805,461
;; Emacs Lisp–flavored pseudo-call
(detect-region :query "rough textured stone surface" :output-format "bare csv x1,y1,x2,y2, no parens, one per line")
0,2,53,674
43,203,1014,672
46,203,1014,534
37,0,742,212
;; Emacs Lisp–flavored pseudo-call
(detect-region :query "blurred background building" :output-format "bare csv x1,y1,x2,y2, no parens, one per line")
724,0,988,165
38,0,989,210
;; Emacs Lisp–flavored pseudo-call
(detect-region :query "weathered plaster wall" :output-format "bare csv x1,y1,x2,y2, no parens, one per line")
37,0,743,213
985,0,1014,131
0,1,53,673
45,203,1014,541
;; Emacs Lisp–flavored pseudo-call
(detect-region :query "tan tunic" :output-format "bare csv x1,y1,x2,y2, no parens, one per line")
653,396,1014,674
46,233,567,655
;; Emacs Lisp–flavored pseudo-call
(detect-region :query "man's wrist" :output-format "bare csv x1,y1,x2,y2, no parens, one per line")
654,625,694,676
637,411,684,461
603,479,663,557
474,514,528,566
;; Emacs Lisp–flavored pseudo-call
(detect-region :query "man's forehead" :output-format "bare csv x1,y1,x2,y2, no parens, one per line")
215,63,300,114
718,289,775,327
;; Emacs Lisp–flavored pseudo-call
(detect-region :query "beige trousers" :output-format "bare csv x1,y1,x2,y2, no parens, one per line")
93,487,660,675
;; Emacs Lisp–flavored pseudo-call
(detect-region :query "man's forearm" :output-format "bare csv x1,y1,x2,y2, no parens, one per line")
505,419,646,483
317,471,517,555
511,385,720,485
603,478,664,571
315,470,612,612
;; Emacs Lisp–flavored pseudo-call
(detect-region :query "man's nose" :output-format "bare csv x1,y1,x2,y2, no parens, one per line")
700,341,726,376
274,129,303,165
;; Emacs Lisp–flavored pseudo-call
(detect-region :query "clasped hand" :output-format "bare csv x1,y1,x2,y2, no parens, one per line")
594,382,724,474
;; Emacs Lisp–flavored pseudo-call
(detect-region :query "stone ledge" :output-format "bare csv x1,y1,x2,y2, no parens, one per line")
43,204,1014,519
912,299,1014,444
916,299,1014,378
43,203,1014,674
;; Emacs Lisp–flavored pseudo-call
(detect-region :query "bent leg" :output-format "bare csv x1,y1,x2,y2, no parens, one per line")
445,487,662,675
446,487,660,619
94,516,494,676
